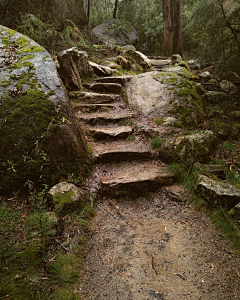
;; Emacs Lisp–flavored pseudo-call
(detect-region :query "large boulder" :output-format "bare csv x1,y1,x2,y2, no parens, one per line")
126,68,204,127
92,19,139,46
0,26,89,192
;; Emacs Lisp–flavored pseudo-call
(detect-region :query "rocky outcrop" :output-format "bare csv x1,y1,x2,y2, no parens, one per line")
158,131,216,163
92,19,139,46
125,50,151,70
89,61,113,76
196,174,240,207
0,26,89,192
58,47,93,90
126,68,204,126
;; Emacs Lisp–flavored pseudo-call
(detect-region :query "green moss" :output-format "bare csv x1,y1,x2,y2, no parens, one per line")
9,61,34,70
19,54,35,61
178,61,190,71
15,37,30,49
18,45,45,54
53,191,75,209
0,79,11,87
154,118,165,126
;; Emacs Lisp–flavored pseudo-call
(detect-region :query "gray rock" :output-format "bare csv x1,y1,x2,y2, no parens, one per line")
49,182,84,202
126,50,151,70
126,70,203,126
199,71,212,81
205,91,231,104
194,162,225,179
115,55,132,70
92,19,139,46
196,174,240,207
220,80,238,94
0,26,88,191
186,59,201,70
165,185,186,202
77,111,137,124
58,47,93,90
89,61,113,76
150,59,171,68
171,54,182,64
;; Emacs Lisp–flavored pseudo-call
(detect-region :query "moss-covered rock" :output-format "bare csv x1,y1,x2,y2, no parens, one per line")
0,26,89,192
157,130,216,163
127,68,204,127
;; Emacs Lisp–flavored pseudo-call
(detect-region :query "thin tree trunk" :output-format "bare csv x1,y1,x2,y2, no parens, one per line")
113,0,118,18
162,0,183,56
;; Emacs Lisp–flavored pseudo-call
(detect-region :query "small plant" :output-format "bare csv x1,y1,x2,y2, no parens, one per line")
119,120,127,126
154,118,164,126
128,120,134,126
223,142,236,151
127,134,135,141
151,137,165,150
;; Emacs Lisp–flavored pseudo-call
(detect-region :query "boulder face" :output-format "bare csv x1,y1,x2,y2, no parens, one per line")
158,131,216,163
127,69,204,126
92,19,139,46
0,26,89,192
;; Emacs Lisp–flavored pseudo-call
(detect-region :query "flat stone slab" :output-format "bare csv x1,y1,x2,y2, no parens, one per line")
95,76,133,85
72,103,117,112
76,111,137,124
87,126,133,139
196,174,240,207
69,91,119,104
150,59,171,67
100,163,174,194
90,83,122,94
93,141,152,162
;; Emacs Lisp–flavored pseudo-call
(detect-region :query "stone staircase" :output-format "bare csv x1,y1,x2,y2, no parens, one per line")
70,75,174,197
147,55,171,71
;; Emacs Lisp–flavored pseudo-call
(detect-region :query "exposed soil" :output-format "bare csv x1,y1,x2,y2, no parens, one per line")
79,192,240,300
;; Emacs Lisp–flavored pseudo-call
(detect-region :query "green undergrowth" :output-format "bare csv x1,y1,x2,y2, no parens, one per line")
0,187,95,299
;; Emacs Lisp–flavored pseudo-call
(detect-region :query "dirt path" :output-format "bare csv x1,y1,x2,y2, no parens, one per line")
79,191,240,300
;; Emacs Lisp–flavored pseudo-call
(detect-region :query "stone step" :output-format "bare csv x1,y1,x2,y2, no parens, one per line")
87,125,133,140
94,76,133,86
76,111,137,124
100,162,174,196
69,91,119,104
93,141,152,162
150,59,171,67
72,102,119,113
89,83,122,94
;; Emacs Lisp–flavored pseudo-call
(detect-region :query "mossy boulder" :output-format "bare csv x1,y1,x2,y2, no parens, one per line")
91,19,139,46
157,130,216,163
0,26,89,192
126,67,204,127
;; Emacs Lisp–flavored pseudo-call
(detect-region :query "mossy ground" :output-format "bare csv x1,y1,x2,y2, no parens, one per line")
0,191,95,299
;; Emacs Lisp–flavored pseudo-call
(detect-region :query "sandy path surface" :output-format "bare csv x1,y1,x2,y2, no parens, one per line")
79,192,240,300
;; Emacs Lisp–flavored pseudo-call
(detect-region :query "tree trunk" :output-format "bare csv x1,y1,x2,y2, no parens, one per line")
113,0,119,18
162,0,183,56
